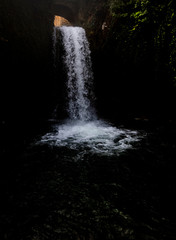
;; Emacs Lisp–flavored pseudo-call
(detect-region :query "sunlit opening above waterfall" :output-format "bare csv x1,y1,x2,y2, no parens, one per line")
54,15,71,27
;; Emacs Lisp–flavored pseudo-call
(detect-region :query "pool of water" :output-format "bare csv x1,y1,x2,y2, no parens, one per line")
0,120,176,240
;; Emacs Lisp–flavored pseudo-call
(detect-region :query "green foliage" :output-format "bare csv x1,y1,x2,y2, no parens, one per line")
107,0,176,85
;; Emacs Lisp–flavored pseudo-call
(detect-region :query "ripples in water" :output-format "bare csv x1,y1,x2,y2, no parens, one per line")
37,120,143,157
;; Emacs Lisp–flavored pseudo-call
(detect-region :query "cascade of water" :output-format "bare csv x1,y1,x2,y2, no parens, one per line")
54,26,96,121
38,26,142,157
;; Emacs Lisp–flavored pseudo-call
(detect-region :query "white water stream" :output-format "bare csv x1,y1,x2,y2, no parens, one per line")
59,26,96,121
38,26,141,157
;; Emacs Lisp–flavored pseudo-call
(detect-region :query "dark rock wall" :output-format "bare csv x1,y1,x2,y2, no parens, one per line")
1,0,54,123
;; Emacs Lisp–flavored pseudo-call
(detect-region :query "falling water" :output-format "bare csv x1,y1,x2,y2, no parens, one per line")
37,26,142,157
58,26,96,121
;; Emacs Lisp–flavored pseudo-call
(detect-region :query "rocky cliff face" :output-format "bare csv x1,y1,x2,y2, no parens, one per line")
1,0,51,121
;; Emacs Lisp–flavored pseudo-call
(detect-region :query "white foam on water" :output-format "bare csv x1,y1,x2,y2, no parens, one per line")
39,120,141,157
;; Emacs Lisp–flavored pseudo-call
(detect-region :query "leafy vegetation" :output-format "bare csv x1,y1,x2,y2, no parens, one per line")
108,0,176,85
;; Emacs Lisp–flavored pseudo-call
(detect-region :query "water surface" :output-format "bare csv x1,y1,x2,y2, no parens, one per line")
38,119,142,159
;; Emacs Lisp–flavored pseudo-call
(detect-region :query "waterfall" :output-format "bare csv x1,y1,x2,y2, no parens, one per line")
54,26,96,121
37,26,142,158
